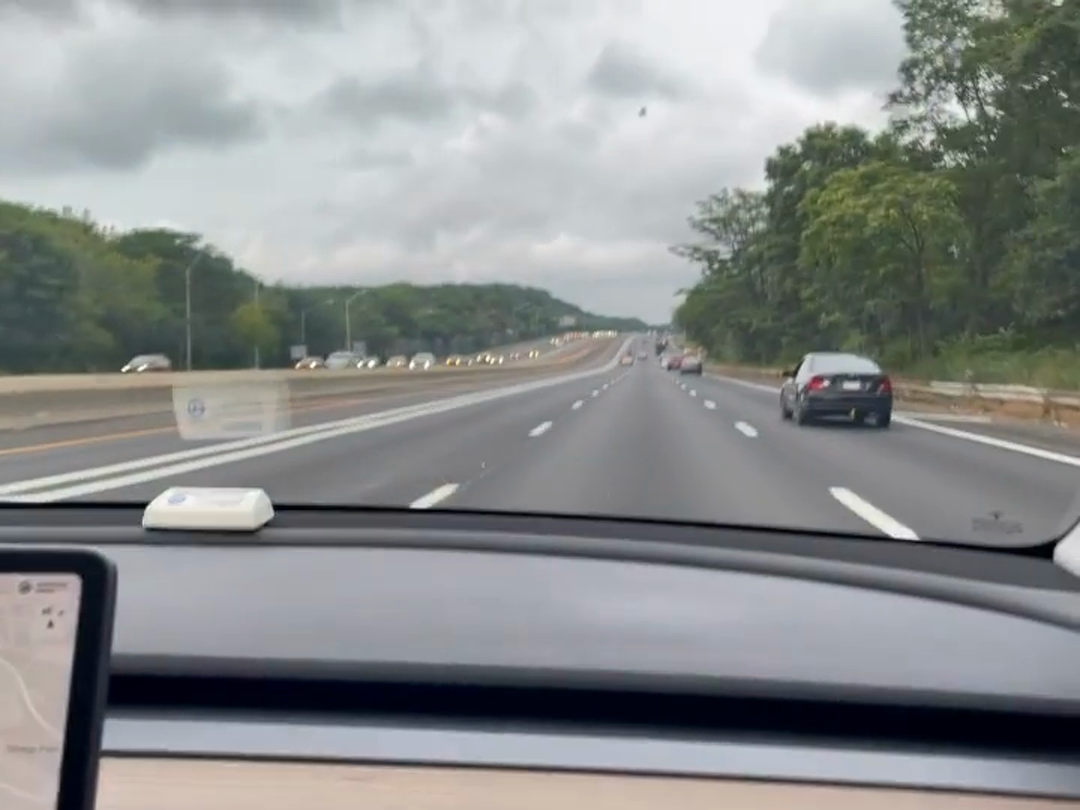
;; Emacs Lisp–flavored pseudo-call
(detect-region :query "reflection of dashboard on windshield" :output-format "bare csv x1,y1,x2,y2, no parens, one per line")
0,572,80,810
2,506,1080,808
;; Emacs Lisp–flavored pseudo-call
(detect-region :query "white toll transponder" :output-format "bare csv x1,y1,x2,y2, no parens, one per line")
142,487,274,532
829,487,919,541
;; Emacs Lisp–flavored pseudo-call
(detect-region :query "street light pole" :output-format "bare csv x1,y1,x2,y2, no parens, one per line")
253,280,261,369
183,251,202,372
345,290,365,353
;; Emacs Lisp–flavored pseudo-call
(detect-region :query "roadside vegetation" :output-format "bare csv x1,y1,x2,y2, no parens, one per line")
0,202,645,374
673,0,1080,389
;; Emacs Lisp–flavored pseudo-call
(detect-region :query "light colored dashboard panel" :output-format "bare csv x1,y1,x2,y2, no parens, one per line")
95,758,1078,810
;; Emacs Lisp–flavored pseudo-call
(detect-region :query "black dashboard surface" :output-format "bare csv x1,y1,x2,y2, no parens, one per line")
1,505,1079,708
6,505,1080,798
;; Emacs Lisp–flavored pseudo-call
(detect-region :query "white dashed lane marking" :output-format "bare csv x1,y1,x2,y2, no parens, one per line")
734,421,758,438
829,487,919,540
528,421,553,437
410,483,460,509
572,400,583,410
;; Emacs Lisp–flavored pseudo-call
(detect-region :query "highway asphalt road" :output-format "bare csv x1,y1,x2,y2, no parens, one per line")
0,336,1078,546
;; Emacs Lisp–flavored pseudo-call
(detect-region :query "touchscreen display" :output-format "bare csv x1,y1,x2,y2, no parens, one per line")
0,573,81,810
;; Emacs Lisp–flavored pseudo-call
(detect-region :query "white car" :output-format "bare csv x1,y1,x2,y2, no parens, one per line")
409,352,435,370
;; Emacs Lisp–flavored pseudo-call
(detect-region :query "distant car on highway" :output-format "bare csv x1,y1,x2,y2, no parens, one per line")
120,353,171,373
665,354,683,371
619,353,634,366
636,350,648,361
325,351,362,370
409,352,435,370
294,356,326,370
780,352,893,428
679,355,703,375
386,355,408,368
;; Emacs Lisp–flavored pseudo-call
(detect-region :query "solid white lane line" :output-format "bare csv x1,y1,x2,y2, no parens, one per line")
895,411,991,424
894,415,1080,467
734,421,758,438
829,487,919,540
410,483,459,509
571,400,583,410
528,421,553,437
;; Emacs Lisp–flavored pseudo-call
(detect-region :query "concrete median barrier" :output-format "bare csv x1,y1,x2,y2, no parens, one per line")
0,338,618,430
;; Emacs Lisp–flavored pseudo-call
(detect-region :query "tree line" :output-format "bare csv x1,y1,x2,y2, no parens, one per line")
673,0,1080,386
0,201,647,374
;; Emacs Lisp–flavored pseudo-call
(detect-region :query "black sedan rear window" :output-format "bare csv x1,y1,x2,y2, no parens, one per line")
812,355,880,374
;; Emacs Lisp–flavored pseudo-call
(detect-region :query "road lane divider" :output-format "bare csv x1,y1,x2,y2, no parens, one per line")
528,421,553,438
571,400,583,410
0,337,636,501
704,400,716,410
0,338,619,431
829,487,920,541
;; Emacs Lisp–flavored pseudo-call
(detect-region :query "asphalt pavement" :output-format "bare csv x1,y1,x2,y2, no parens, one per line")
0,338,1078,546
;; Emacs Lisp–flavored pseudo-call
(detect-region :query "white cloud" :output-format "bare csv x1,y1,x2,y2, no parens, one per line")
0,0,903,322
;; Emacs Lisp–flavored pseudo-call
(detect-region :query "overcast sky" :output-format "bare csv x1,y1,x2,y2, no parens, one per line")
0,0,905,323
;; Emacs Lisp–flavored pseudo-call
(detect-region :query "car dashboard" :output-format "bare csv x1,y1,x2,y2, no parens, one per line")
3,502,1080,809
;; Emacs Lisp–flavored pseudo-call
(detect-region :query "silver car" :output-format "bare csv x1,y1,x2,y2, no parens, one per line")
409,352,436,370
679,355,703,375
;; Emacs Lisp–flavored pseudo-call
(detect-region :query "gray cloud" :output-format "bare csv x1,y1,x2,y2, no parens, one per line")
755,0,905,97
0,0,900,322
317,66,540,129
1,0,392,24
586,39,693,101
0,37,264,173
0,0,77,13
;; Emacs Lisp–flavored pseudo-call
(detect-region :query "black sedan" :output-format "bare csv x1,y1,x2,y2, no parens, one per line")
779,352,892,428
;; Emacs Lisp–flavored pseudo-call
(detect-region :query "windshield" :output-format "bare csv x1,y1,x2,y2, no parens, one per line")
0,0,1076,549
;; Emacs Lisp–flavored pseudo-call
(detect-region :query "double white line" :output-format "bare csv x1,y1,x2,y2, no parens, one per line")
3,339,636,502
